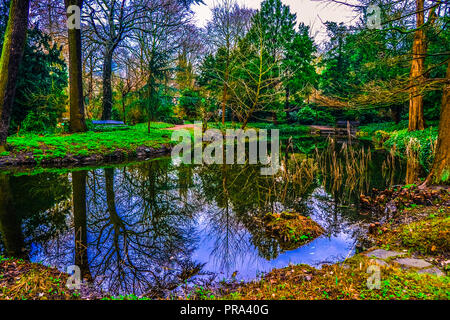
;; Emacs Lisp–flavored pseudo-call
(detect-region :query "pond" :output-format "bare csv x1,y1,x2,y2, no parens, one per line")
0,141,406,297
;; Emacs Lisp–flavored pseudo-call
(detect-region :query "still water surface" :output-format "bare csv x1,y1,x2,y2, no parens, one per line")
0,149,404,296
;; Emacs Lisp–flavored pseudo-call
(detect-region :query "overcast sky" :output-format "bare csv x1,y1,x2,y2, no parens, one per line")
191,0,361,44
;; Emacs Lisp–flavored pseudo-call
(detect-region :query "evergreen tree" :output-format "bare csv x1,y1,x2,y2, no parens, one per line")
9,29,67,133
283,23,317,112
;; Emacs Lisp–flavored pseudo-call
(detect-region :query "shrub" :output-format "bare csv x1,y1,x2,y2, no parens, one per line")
20,86,67,134
178,88,203,120
359,122,439,172
8,28,68,134
296,106,335,125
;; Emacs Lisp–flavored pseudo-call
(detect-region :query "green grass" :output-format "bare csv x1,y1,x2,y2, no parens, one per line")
3,122,174,163
359,120,410,136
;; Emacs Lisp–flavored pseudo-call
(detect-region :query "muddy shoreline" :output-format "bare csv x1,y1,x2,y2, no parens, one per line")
0,144,173,171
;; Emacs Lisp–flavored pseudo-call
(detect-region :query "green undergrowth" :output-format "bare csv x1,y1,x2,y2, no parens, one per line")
373,203,450,257
359,121,439,172
359,120,410,137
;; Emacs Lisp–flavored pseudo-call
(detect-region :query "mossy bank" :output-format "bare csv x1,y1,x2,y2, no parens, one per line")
0,123,174,169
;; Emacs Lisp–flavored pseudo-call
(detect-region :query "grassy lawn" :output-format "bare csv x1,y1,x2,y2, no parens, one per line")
0,122,174,163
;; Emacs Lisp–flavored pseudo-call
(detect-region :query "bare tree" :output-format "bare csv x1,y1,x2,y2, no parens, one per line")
205,0,255,124
83,0,149,120
226,16,284,129
30,0,67,47
114,49,141,124
133,0,193,131
82,40,103,118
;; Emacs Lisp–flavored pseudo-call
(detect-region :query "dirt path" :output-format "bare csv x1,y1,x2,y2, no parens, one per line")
309,125,334,131
164,124,197,130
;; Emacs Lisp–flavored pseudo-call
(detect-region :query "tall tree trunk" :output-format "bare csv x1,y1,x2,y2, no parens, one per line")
72,171,91,281
66,0,87,132
422,61,450,185
101,48,113,120
0,0,30,151
408,0,427,131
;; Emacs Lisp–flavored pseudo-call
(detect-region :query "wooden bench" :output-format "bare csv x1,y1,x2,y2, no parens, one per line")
336,120,360,128
335,121,358,138
310,121,359,138
91,120,128,131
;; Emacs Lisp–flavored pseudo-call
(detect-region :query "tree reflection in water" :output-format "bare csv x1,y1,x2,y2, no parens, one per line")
83,162,203,296
0,172,71,260
0,145,405,295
